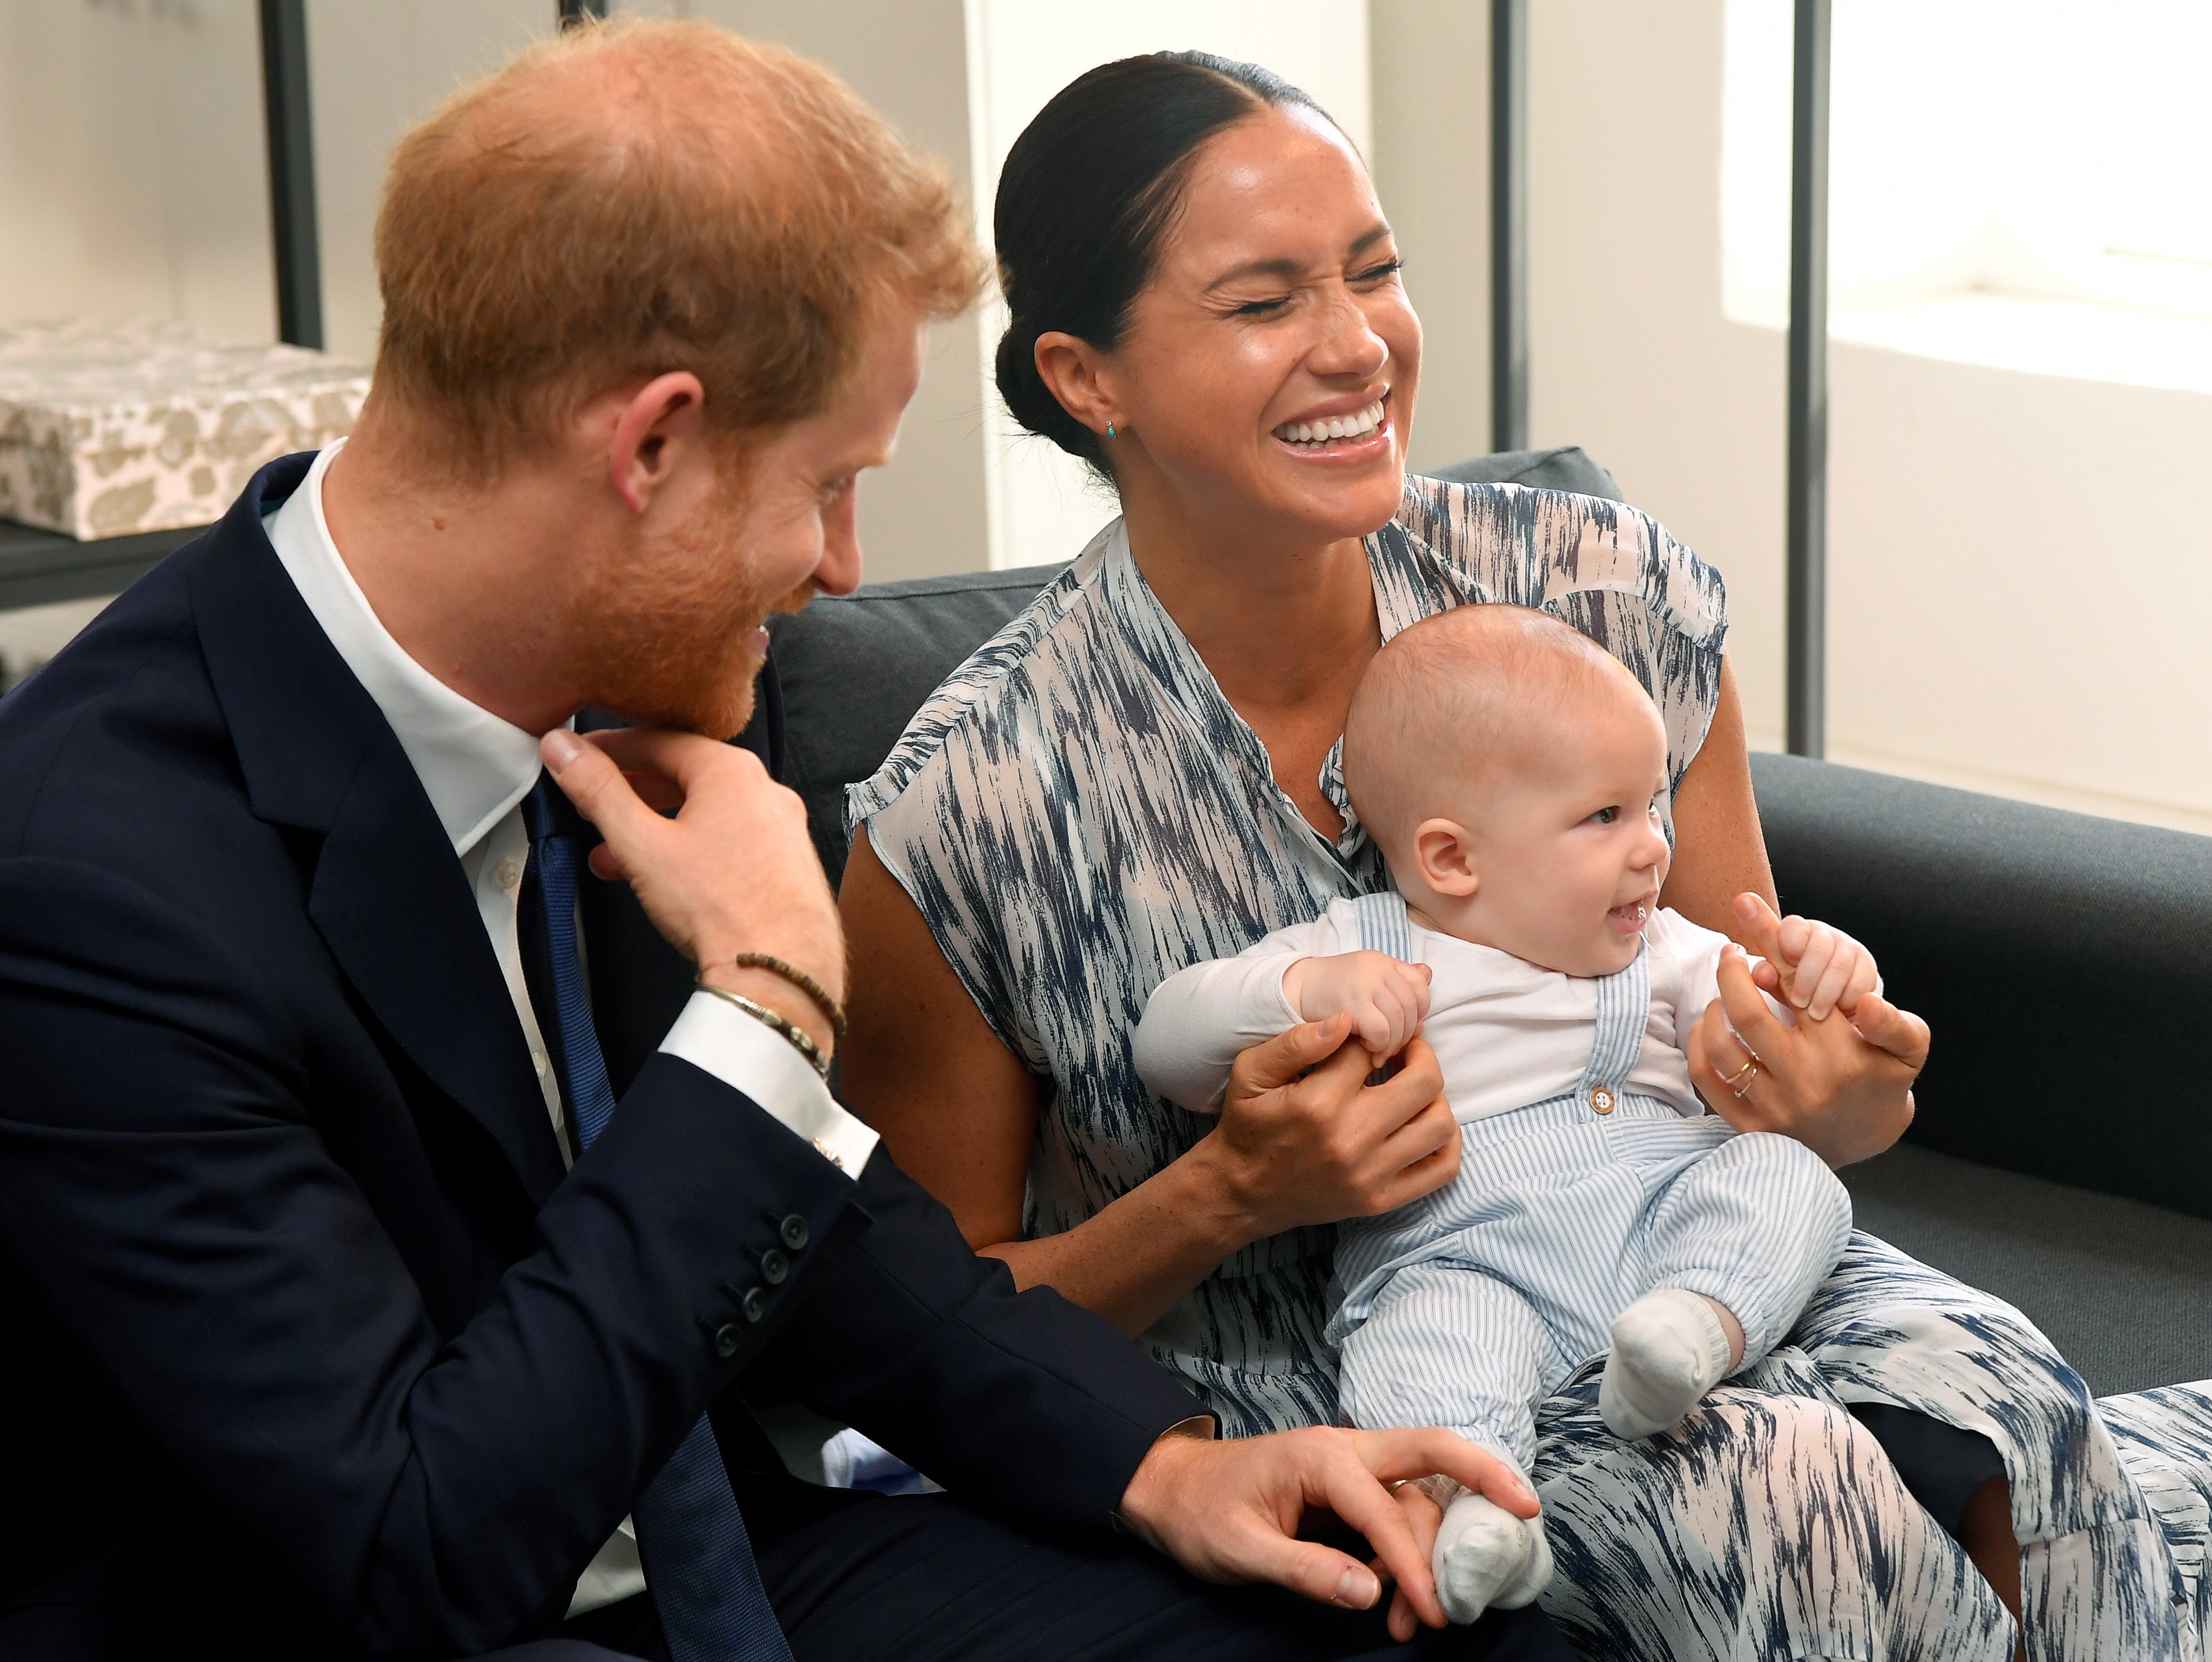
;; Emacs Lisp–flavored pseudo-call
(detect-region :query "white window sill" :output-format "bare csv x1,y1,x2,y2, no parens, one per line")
1731,290,2212,399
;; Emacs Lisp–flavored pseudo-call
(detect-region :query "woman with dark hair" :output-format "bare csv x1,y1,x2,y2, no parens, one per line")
839,50,2203,1659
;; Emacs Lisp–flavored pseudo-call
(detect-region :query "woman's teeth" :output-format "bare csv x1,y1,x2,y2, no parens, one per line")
1274,400,1385,447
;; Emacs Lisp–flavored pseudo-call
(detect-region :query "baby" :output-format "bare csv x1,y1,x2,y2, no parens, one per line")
1133,605,1872,1625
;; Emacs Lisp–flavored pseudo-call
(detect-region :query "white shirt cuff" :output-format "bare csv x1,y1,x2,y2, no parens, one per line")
659,991,880,1176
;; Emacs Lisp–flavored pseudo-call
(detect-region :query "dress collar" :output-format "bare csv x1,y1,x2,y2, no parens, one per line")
1098,508,1437,865
266,441,543,857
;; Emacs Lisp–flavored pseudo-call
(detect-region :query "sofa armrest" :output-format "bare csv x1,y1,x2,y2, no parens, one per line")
1750,752,2212,1219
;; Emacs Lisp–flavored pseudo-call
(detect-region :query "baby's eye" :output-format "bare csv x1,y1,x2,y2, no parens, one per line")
1589,806,1619,825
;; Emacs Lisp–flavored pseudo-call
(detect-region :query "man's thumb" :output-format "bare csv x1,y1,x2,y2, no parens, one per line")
540,729,653,845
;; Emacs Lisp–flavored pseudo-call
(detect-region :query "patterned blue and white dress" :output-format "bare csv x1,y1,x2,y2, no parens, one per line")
851,476,2212,1659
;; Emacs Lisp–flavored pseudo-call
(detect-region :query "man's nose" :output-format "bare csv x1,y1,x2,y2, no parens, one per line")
813,497,863,597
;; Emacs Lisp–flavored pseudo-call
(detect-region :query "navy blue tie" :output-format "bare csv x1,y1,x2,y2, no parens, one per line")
525,777,794,1662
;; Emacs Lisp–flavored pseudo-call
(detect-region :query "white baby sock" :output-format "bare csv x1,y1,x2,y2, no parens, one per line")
1432,1487,1553,1625
1599,1287,1736,1440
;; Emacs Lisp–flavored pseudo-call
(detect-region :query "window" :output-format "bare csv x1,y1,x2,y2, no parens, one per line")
1723,0,2212,394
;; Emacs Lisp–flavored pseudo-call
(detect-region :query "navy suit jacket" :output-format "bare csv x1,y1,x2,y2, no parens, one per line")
0,455,1200,1657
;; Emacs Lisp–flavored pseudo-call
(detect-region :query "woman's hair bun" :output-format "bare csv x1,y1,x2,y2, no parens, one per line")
991,51,1324,482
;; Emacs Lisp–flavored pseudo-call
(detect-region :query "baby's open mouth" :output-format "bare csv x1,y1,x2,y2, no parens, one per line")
1608,898,1653,933
1272,398,1386,448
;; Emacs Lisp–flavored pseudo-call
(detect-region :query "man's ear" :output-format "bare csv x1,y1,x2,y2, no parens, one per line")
1033,332,1123,440
607,370,709,515
1413,818,1479,899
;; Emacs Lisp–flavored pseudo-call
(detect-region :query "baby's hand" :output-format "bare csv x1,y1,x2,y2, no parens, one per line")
1738,896,1880,1020
1283,951,1433,1059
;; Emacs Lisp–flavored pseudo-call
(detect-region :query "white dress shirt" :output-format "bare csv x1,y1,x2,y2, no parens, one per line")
1134,900,1760,1123
267,440,878,1615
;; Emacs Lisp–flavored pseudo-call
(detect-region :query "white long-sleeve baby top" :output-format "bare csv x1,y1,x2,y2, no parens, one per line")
1133,898,1750,1122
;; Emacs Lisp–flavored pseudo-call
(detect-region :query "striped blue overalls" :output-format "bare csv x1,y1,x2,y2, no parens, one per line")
1325,893,1853,1473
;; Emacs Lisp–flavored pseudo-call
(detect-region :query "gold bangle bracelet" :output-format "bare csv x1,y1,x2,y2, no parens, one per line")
694,983,832,1079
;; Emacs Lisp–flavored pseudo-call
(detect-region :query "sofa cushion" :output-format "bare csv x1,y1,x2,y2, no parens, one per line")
768,448,1623,883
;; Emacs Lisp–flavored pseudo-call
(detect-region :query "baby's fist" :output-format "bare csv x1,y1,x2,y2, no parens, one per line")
1284,951,1433,1060
1756,909,1879,1020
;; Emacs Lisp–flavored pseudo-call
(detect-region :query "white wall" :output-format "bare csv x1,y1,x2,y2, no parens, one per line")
1,0,275,338
964,0,1372,569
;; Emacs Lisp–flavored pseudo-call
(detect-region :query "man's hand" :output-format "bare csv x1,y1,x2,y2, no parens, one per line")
541,727,843,1052
1283,952,1433,1060
1114,1425,1539,1634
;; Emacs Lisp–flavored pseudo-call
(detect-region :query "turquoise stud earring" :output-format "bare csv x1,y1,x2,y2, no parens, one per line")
1105,422,1116,439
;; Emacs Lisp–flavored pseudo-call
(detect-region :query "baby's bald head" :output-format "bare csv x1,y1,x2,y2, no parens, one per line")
1343,605,1655,862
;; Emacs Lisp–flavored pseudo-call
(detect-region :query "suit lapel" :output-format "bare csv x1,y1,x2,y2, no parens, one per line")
191,454,568,1205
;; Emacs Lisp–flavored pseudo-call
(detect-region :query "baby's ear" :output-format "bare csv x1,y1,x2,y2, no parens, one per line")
1413,818,1478,898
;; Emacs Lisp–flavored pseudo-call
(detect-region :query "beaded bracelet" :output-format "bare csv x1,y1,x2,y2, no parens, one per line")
711,952,849,1039
694,982,832,1079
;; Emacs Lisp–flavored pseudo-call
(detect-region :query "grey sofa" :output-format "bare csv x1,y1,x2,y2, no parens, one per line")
766,445,2212,1399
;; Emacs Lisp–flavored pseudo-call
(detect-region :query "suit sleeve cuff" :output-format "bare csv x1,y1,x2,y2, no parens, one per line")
659,992,880,1176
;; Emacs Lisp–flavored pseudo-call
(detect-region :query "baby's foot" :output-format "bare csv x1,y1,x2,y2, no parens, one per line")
1599,1287,1734,1439
1433,1490,1553,1624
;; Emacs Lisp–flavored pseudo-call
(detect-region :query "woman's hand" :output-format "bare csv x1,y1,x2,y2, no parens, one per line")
1687,895,1930,1167
1197,1017,1462,1241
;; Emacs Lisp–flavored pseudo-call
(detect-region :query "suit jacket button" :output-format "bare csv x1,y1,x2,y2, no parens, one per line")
759,1248,789,1285
711,1323,742,1358
742,1286,768,1323
779,1215,809,1251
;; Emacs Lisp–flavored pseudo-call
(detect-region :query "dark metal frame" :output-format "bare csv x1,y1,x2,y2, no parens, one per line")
1489,0,1529,453
1785,0,1831,758
1485,0,1833,756
258,0,323,350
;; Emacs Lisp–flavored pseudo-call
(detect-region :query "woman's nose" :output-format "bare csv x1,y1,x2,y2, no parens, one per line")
1307,287,1389,380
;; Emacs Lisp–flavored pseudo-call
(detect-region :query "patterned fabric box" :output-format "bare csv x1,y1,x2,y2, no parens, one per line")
0,319,369,541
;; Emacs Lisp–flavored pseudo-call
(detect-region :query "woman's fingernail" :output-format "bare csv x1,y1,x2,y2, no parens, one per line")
1335,1565,1379,1607
542,729,586,770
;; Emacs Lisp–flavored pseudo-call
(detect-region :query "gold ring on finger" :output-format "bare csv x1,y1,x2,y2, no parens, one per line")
1721,1057,1758,1091
1732,1063,1761,1099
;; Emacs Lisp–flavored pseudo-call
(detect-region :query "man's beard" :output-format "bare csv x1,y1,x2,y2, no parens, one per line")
562,475,813,739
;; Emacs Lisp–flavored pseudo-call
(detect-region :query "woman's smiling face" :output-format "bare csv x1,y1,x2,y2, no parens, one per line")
1105,104,1421,546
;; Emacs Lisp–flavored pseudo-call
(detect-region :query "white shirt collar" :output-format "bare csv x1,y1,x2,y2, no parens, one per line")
267,441,545,857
